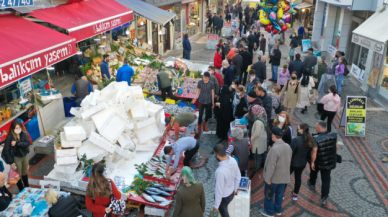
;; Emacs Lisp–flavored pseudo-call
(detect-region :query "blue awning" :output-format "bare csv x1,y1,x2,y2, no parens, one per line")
115,0,176,26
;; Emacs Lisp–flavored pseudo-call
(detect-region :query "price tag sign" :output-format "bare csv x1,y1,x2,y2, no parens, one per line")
0,0,34,9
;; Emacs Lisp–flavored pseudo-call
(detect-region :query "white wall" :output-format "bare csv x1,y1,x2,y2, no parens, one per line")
337,8,353,52
312,1,326,47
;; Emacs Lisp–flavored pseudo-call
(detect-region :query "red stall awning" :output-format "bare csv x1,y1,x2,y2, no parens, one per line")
0,15,76,89
29,0,133,42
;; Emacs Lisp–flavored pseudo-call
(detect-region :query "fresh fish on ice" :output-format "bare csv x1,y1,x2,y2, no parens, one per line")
158,187,176,192
151,195,168,202
142,193,155,203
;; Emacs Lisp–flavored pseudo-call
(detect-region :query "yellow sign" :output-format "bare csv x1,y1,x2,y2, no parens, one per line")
345,96,367,137
250,3,256,8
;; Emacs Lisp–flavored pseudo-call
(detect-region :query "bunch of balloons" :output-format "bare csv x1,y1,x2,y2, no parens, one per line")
258,0,297,35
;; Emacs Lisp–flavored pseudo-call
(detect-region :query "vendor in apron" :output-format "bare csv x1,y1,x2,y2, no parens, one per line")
161,112,198,141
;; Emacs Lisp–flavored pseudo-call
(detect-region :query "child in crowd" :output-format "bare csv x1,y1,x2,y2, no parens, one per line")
289,45,295,62
278,64,290,90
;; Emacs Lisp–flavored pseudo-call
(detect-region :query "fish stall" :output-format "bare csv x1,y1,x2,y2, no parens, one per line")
43,81,190,214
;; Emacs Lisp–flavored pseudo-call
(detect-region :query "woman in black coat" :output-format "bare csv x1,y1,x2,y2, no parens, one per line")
45,189,83,217
216,85,232,140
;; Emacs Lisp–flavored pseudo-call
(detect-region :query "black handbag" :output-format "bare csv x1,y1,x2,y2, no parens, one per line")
337,154,342,163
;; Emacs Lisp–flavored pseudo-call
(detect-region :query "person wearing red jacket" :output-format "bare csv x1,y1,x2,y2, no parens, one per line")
86,163,122,217
214,47,223,73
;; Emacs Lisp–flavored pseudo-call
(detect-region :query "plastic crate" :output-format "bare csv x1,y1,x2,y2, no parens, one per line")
178,102,188,107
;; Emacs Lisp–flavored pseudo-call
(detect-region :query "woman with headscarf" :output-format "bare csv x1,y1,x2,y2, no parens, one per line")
297,68,315,114
317,67,336,113
216,85,232,140
172,167,205,217
312,57,326,104
226,127,250,177
244,105,267,172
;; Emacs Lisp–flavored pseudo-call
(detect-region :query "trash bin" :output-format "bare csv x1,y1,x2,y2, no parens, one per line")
25,116,40,142
63,97,78,117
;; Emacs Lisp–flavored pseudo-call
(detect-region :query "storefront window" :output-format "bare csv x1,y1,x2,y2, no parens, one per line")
188,2,199,36
332,7,341,47
358,47,369,70
137,17,147,43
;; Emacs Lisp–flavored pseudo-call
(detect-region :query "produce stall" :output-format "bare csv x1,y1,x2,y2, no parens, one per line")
43,81,192,212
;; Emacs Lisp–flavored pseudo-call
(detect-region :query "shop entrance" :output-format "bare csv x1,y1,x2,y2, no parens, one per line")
164,26,171,53
152,22,159,53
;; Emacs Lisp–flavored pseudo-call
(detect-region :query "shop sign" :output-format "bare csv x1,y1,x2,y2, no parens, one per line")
0,42,76,88
206,34,218,49
342,96,367,137
130,29,136,39
327,45,337,57
181,0,195,3
351,33,385,55
350,64,361,77
0,0,33,9
231,19,239,31
301,39,311,53
70,13,133,42
19,76,32,94
320,0,352,10
222,23,232,36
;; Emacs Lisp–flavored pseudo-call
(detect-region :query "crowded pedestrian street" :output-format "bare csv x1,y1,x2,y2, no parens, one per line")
1,0,388,217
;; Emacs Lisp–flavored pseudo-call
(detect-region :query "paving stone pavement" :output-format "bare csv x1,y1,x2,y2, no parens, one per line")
167,27,388,217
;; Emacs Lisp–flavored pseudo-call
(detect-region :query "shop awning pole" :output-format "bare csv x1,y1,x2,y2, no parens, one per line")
32,83,47,136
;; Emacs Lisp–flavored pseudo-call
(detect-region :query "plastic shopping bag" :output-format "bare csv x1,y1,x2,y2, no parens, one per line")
7,167,20,185
240,117,249,125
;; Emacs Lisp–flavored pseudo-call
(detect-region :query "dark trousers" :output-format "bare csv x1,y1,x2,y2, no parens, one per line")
240,170,245,177
309,166,332,198
248,45,254,57
317,103,324,113
183,142,200,166
290,166,305,194
182,47,186,58
261,49,265,55
198,103,212,125
290,56,294,62
241,71,248,85
320,110,336,132
219,193,234,217
161,86,174,101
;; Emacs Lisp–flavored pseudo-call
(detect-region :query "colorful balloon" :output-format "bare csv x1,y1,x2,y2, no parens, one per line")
278,19,285,26
272,29,279,35
282,13,290,23
270,12,277,20
259,11,271,25
277,1,287,9
286,23,291,28
277,8,284,19
280,24,288,33
265,25,272,33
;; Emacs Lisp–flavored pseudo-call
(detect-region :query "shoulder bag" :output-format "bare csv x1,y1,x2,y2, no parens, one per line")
105,180,126,217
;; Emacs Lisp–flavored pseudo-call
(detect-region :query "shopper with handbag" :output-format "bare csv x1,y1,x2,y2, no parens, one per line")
1,120,30,191
85,163,122,217
279,71,301,116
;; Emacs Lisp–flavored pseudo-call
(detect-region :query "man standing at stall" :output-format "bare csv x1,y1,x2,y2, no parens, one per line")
193,72,215,133
157,70,174,101
164,137,200,179
71,75,93,106
116,58,134,86
101,54,110,79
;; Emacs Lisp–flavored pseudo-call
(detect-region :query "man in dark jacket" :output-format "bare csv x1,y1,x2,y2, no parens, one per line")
308,121,338,205
216,16,224,36
240,46,252,85
232,48,243,81
247,30,256,57
157,70,174,101
260,34,266,55
269,44,281,83
303,48,318,71
207,13,212,28
0,172,12,211
223,60,235,87
255,86,272,124
251,56,267,83
182,31,186,58
223,37,232,58
213,13,219,34
289,53,305,79
100,54,110,79
71,75,93,106
253,28,261,49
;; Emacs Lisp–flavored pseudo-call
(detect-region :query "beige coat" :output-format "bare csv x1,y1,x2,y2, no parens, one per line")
251,120,267,154
279,79,301,109
297,76,315,108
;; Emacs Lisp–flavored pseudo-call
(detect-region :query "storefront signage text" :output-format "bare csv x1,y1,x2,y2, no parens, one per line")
93,17,123,34
0,0,33,8
352,33,385,55
0,42,76,88
344,96,367,137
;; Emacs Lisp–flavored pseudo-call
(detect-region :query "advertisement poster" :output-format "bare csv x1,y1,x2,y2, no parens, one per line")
367,68,380,88
206,34,218,49
350,64,361,77
345,96,367,137
327,45,337,57
301,39,311,53
231,19,239,31
222,23,232,36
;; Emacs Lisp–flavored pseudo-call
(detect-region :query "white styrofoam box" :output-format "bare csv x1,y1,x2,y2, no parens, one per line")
136,144,159,152
61,132,82,148
81,102,107,120
76,121,95,139
144,206,167,216
64,126,87,141
114,144,135,159
147,103,163,117
134,123,160,144
78,173,89,189
105,155,125,169
46,169,84,189
53,163,78,174
57,156,78,166
98,89,120,104
90,89,101,106
113,81,130,93
105,153,115,163
77,140,109,161
119,90,137,111
126,121,134,130
54,143,77,157
64,120,77,127
130,101,148,121
114,104,127,118
81,94,92,108
91,107,119,130
128,85,144,101
117,132,135,150
134,117,156,129
99,112,128,143
89,132,116,153
70,107,79,116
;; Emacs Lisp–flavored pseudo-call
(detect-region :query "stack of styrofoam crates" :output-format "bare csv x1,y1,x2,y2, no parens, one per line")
228,183,251,217
144,206,167,216
57,126,86,166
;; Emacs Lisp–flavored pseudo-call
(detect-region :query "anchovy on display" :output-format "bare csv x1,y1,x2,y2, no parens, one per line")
142,193,156,203
151,195,168,202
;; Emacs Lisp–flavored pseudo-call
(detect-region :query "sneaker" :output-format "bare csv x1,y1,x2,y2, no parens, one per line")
276,212,282,215
321,197,327,205
383,156,388,162
260,208,274,217
383,152,387,155
291,192,298,201
307,179,315,190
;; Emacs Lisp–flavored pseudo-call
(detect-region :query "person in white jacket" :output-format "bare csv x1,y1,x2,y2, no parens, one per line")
297,68,315,114
213,144,241,217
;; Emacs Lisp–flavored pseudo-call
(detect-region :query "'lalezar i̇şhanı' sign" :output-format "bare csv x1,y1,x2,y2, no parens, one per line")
340,96,367,137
